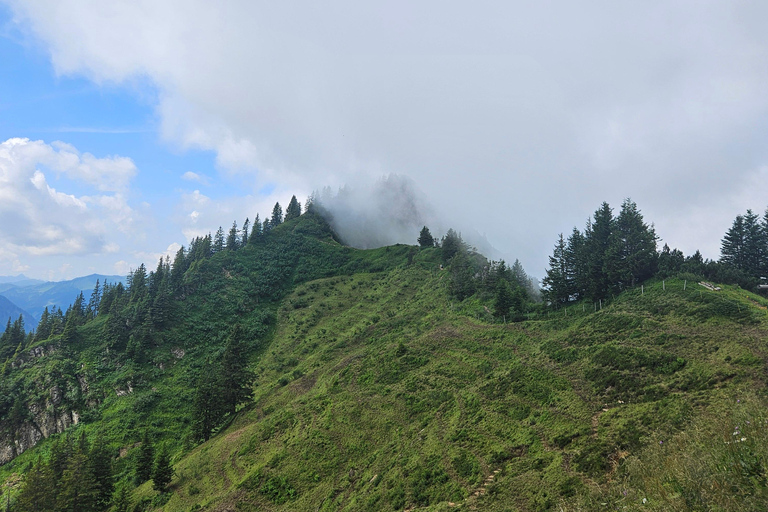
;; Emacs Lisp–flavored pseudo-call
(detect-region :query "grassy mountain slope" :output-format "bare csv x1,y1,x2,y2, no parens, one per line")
144,273,768,510
1,212,768,511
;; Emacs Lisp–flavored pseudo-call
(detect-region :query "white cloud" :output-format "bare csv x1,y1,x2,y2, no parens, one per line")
181,171,209,185
0,137,141,276
8,2,768,273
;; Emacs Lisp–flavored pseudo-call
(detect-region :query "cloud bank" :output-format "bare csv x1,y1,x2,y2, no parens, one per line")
7,1,768,274
0,137,138,276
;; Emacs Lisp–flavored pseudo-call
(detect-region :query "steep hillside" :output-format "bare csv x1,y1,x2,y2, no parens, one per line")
1,212,767,511
131,272,768,512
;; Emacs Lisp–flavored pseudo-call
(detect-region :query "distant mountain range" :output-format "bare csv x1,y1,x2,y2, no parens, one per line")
0,274,125,331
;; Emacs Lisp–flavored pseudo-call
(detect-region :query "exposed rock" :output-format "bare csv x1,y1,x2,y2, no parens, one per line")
0,399,80,466
171,347,185,359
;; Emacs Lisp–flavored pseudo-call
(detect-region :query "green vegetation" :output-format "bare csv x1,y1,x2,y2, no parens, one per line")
1,204,768,511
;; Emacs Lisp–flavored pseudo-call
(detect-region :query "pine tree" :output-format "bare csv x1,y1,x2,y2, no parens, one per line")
192,365,224,442
15,457,56,512
87,279,101,320
742,209,764,277
89,434,114,509
721,214,746,269
441,229,463,263
605,199,658,292
241,217,250,246
135,431,154,484
564,229,586,300
170,246,187,290
249,214,262,243
56,438,99,512
542,234,569,305
418,226,435,248
220,325,254,415
213,227,225,253
226,221,239,250
285,195,302,221
584,202,614,301
449,251,476,300
271,202,283,226
152,447,173,493
494,279,514,320
111,485,131,512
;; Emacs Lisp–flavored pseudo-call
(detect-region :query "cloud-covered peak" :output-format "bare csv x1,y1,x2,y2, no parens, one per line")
7,2,768,273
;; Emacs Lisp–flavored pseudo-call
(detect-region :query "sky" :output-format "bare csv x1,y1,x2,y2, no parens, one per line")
1,1,768,281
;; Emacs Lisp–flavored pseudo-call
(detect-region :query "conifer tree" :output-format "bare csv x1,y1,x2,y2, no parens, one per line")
542,234,569,305
605,199,658,292
170,246,187,290
111,485,131,512
285,195,302,221
584,202,614,301
226,221,239,250
449,251,476,300
564,228,586,300
271,202,283,226
152,447,173,493
441,229,463,263
16,456,56,512
213,227,225,252
494,279,514,320
418,226,435,248
192,365,223,442
87,279,101,320
249,214,262,243
241,217,250,246
135,431,154,484
220,325,254,415
57,438,99,512
89,434,114,509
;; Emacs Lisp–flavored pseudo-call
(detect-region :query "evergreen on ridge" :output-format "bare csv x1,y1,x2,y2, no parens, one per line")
2,195,768,511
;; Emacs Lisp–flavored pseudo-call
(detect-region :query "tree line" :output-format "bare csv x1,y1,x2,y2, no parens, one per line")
417,226,537,321
542,199,768,306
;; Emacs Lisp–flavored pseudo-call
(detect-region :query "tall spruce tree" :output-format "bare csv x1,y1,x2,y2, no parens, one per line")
271,202,283,226
721,214,746,270
241,217,250,246
152,447,173,493
226,221,239,250
220,325,254,415
285,195,302,221
213,227,225,253
441,229,463,263
542,234,569,305
418,226,435,248
135,431,154,484
605,199,658,292
565,228,587,300
192,363,224,442
249,214,262,243
584,202,614,301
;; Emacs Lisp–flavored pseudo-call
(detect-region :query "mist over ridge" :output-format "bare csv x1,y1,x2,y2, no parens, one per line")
312,174,503,261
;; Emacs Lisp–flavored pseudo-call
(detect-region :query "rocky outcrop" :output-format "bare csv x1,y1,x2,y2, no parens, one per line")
0,384,82,465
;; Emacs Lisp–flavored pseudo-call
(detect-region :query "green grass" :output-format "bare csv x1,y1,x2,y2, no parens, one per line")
3,218,768,511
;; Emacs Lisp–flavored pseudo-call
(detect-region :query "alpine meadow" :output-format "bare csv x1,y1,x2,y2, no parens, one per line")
0,196,767,511
3,3,768,511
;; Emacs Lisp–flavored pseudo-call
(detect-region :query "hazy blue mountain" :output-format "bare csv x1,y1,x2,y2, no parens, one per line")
0,274,45,287
0,273,125,324
0,294,36,331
